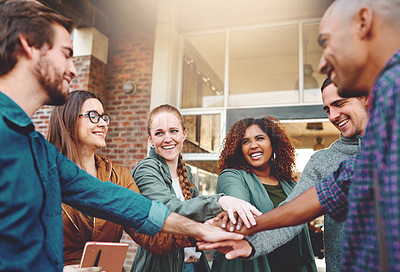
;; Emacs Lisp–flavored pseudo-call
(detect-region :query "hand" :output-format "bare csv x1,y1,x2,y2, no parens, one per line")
206,211,253,235
63,265,103,272
217,196,261,229
197,239,253,259
195,222,245,242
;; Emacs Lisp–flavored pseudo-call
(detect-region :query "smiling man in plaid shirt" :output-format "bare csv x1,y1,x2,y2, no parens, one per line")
198,1,400,271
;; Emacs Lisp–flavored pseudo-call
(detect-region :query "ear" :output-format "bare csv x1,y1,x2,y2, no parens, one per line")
148,135,153,146
356,7,373,39
183,128,187,142
18,34,34,59
364,96,370,107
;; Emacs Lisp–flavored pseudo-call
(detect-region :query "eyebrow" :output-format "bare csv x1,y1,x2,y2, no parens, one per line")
242,134,265,140
323,98,347,111
331,98,347,106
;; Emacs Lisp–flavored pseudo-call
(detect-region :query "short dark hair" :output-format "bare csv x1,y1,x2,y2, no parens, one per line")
321,77,333,93
0,0,75,75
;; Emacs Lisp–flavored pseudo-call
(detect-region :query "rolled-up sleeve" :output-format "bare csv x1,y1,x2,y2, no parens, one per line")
57,148,170,237
136,201,170,236
316,156,355,222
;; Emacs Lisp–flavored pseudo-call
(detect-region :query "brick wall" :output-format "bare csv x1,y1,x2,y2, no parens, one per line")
102,32,155,271
101,32,154,170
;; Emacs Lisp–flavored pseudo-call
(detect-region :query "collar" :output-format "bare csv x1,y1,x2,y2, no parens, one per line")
340,133,362,145
0,91,34,131
385,47,400,68
148,147,173,179
94,155,113,182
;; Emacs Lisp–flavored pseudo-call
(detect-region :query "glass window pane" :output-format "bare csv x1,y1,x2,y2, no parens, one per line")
229,26,299,106
182,34,225,108
303,22,325,103
182,114,220,153
186,162,218,195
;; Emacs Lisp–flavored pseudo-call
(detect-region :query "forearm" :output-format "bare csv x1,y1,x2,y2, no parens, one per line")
246,223,305,257
129,231,193,255
247,187,325,235
160,212,202,237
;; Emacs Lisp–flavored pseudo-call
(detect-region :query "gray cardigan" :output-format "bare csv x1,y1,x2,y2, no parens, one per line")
247,134,361,272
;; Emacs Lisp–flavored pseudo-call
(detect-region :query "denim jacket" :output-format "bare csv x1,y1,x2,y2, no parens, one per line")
0,91,169,271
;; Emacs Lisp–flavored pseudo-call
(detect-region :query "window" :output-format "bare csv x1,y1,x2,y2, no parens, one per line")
229,25,299,106
181,34,225,108
180,19,332,194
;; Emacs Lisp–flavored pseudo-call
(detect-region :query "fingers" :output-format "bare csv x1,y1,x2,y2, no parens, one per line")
219,196,260,228
197,240,253,259
235,207,251,228
197,240,232,250
236,217,243,231
63,265,103,272
199,224,244,242
220,212,229,229
250,205,262,216
227,208,237,225
204,211,227,226
219,229,244,241
238,202,261,227
225,244,252,260
204,218,213,225
226,219,236,232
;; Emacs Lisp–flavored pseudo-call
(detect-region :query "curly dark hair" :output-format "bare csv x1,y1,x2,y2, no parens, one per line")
218,116,296,182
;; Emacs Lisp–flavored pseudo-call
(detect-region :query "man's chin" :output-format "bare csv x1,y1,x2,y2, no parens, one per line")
45,91,69,106
338,86,370,98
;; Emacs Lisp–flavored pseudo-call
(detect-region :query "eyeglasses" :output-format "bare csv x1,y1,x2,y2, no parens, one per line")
79,111,111,125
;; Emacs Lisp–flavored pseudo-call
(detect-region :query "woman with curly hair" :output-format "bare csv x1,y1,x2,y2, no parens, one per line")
131,104,260,272
211,116,317,272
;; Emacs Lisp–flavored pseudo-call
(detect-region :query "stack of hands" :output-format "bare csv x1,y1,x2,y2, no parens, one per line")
197,208,260,260
63,197,261,272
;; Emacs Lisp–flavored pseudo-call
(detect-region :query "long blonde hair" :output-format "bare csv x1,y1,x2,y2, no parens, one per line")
148,104,194,200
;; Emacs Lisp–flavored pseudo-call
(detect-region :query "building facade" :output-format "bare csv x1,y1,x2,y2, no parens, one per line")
35,0,336,269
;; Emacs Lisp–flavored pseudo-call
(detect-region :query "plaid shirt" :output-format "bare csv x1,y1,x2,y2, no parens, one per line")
316,48,400,272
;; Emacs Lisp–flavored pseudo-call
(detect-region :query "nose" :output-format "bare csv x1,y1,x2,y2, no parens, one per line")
249,140,257,149
317,55,329,75
329,108,340,121
69,59,77,79
98,117,107,127
163,132,172,141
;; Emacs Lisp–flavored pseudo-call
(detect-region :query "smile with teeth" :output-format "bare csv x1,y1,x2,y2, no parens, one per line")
338,119,349,127
329,71,336,82
163,145,175,150
250,152,263,159
93,132,104,136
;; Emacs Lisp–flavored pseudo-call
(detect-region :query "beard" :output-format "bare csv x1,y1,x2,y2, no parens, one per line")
34,54,69,106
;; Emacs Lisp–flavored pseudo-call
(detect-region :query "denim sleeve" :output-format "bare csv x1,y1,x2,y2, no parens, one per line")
135,201,170,235
55,145,170,236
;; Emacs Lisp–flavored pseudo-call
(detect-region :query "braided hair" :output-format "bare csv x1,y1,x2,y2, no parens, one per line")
148,104,194,200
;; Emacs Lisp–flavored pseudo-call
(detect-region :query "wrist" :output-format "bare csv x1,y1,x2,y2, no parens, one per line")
242,237,255,259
